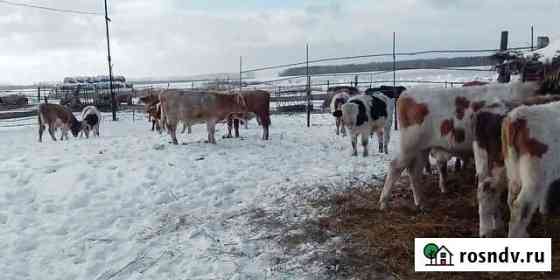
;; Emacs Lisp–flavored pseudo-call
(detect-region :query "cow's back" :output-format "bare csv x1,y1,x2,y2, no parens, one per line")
397,81,539,153
163,91,218,123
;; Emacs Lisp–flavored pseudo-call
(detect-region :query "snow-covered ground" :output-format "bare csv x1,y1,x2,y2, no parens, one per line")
0,113,398,280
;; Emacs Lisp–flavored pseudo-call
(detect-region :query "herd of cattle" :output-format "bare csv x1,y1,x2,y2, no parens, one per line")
374,81,560,238
33,80,560,238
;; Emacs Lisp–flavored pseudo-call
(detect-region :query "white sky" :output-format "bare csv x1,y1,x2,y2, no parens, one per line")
0,0,558,84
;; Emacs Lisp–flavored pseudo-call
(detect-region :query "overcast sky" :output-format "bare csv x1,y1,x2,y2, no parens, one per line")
0,0,558,84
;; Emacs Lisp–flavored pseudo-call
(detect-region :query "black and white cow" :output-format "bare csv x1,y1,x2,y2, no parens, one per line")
80,105,102,138
341,93,392,156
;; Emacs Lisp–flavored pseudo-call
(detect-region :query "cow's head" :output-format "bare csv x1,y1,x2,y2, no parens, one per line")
332,111,342,118
70,119,82,137
81,121,92,138
477,171,507,238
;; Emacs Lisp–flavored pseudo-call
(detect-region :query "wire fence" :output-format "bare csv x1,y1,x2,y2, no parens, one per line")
0,44,533,128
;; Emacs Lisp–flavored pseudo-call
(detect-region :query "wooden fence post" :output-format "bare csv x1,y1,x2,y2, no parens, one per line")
37,87,41,104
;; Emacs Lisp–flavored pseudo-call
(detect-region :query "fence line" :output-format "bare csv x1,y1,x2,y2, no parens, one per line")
241,46,529,73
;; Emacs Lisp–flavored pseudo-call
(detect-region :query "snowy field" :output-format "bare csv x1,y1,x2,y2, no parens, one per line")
0,113,398,280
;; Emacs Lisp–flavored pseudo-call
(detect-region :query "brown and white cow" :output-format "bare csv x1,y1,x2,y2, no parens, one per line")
38,103,82,142
378,81,539,210
225,90,271,140
159,90,247,144
140,93,192,134
474,95,560,237
501,101,560,237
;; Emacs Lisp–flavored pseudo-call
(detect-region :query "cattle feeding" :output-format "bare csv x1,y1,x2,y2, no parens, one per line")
378,81,540,210
38,103,82,142
474,95,560,237
159,90,248,144
80,106,102,138
341,93,392,156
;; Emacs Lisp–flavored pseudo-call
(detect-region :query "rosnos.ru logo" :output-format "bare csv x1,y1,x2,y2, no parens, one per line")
424,243,454,266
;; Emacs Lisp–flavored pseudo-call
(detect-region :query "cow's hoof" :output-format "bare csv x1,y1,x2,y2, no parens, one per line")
351,153,358,157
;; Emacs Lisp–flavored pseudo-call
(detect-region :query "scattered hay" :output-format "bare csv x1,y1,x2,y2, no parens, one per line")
311,167,560,280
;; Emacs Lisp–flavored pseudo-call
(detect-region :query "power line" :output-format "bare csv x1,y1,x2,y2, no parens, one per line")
0,0,102,16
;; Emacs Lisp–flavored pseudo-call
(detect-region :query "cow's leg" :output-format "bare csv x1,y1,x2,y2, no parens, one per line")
376,130,384,154
350,133,358,156
409,150,430,210
508,189,538,238
244,118,249,129
188,124,192,134
508,160,540,238
379,155,411,210
181,123,187,134
361,133,369,157
208,120,217,144
152,120,156,131
335,118,340,136
39,123,45,142
383,123,391,154
168,123,178,145
263,124,269,140
60,128,66,141
234,119,240,138
48,126,57,142
341,119,346,137
95,125,100,136
437,160,448,193
226,118,233,138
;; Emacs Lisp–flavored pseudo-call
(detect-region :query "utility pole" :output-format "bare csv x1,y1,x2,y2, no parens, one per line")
104,0,116,121
393,32,398,131
239,56,243,92
306,44,311,128
531,25,534,51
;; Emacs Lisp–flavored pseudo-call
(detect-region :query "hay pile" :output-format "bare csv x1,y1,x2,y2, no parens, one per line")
313,167,560,280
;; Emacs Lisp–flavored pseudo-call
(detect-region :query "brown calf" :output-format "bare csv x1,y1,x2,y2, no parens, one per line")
38,103,82,142
160,90,247,144
225,90,271,140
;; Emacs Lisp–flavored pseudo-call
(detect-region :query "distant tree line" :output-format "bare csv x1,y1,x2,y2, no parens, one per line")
279,56,495,76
